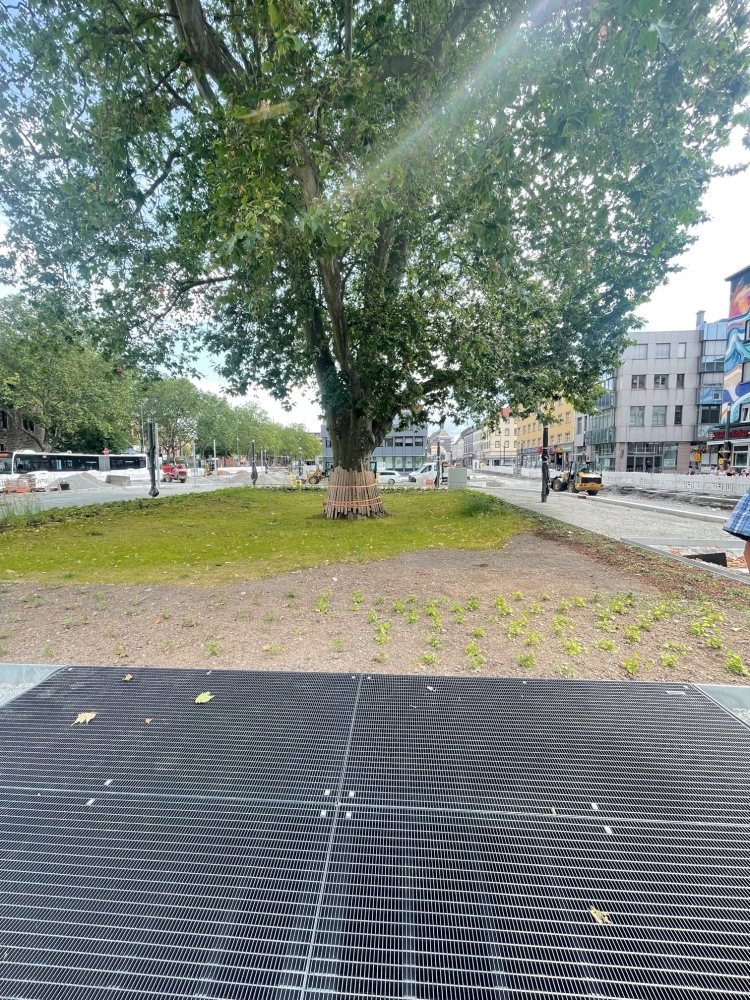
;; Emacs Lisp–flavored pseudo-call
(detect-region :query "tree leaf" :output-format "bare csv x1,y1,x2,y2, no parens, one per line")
122,673,133,681
71,712,96,725
144,718,152,724
589,906,612,925
194,691,214,703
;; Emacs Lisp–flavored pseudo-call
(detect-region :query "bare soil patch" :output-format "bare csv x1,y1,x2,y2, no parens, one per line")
1,533,748,684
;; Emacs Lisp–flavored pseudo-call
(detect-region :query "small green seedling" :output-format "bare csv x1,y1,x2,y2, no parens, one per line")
472,627,485,638
624,625,641,644
517,653,536,669
726,652,746,676
561,637,584,657
622,654,640,676
315,591,331,615
594,639,617,652
525,631,544,648
466,595,480,612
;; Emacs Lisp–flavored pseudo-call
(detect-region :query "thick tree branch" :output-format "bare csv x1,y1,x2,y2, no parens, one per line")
167,0,245,99
141,149,182,200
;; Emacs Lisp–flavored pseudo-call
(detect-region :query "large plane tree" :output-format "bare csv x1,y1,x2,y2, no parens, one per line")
1,1,748,515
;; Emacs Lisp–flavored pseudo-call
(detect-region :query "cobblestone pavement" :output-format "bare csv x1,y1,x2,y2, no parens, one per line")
479,479,731,542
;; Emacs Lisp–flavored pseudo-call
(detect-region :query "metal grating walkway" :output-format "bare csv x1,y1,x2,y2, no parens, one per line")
0,669,748,998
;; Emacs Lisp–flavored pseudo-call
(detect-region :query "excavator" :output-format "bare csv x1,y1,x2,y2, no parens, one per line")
550,461,603,496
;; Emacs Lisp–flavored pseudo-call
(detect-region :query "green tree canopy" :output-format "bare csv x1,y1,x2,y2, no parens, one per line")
0,294,137,452
1,0,748,510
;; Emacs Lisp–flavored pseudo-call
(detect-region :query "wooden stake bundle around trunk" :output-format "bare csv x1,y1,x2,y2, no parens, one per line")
324,467,385,519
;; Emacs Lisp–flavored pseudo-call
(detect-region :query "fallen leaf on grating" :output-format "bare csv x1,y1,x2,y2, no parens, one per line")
155,617,162,624
144,718,152,724
194,691,214,704
551,807,557,815
427,686,435,691
71,712,96,726
122,674,133,682
589,907,611,925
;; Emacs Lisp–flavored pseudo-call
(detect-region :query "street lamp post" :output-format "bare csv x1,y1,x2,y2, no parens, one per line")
541,426,549,502
298,446,303,478
147,419,159,498
251,439,257,486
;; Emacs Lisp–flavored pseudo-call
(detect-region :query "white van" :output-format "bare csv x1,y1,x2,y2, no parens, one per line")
409,462,448,485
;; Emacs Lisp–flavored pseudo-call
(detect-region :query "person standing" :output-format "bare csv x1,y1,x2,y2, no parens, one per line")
723,489,750,568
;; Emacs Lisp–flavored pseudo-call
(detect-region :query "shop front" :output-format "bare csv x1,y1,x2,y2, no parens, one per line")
625,441,678,472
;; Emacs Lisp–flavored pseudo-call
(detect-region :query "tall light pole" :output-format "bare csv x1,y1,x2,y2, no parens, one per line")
251,439,257,486
541,425,549,502
139,399,146,452
147,419,159,498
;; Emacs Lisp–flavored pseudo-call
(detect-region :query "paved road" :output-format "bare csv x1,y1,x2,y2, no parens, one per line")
479,479,731,542
0,470,292,512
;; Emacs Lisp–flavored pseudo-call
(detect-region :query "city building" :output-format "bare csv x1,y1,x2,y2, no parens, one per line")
480,408,518,465
318,422,427,473
516,401,575,468
583,324,702,471
0,410,44,452
701,264,750,469
427,429,453,462
454,426,475,467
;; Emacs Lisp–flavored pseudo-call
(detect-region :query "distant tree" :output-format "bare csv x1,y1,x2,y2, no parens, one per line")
0,295,136,451
140,379,203,458
195,393,238,458
2,1,748,513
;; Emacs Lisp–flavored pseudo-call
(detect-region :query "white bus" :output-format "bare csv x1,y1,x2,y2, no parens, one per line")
0,451,147,475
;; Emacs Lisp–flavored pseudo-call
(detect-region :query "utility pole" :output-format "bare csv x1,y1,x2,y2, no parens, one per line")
147,419,159,498
541,425,549,503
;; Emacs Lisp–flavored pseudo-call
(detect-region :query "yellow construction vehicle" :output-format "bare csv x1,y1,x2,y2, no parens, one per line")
550,462,603,496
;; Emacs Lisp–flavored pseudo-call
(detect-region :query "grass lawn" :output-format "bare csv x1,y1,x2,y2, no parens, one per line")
0,487,531,585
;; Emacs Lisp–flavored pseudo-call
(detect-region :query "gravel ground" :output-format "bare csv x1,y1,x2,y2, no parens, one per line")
1,533,747,684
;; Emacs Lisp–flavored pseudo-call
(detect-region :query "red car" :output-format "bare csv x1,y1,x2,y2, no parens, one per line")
160,461,188,483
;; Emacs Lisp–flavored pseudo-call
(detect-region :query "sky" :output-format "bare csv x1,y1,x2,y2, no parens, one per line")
197,128,750,430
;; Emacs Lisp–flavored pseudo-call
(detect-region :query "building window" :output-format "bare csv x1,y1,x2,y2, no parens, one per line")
700,356,725,373
741,404,750,423
676,374,685,389
674,405,683,426
557,433,562,444
631,374,646,389
678,342,687,358
655,343,671,359
395,438,403,446
0,411,6,430
633,344,648,359
744,362,750,383
698,405,721,424
565,411,571,423
630,406,645,426
384,438,393,448
652,406,667,426
576,416,583,434
495,440,501,448
413,437,424,447
654,374,668,388
403,437,413,446
565,432,571,443
22,417,34,432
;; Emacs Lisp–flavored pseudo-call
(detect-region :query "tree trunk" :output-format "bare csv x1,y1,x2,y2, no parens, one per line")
324,416,385,519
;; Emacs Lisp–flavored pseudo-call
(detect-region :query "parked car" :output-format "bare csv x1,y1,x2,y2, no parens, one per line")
377,469,406,485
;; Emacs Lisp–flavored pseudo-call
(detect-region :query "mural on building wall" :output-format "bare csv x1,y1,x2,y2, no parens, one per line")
724,266,750,422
